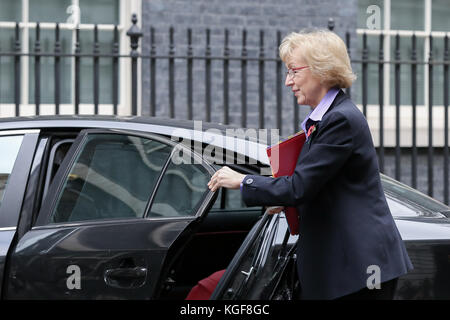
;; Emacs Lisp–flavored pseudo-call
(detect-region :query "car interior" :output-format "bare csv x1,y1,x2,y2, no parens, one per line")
158,184,265,299
35,129,267,299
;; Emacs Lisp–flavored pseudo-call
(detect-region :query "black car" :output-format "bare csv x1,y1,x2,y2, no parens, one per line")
0,116,449,300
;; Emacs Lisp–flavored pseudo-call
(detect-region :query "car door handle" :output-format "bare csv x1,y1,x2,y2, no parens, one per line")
105,267,147,279
104,267,148,289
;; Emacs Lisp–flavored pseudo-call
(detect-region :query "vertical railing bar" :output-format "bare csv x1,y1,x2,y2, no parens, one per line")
395,33,401,181
169,26,175,118
276,30,282,134
205,28,211,122
259,30,265,129
34,22,41,116
54,24,60,115
223,29,229,125
378,33,385,173
187,28,193,120
428,35,434,197
444,34,449,205
14,22,20,116
112,25,119,115
293,95,299,133
411,33,418,189
150,27,156,117
74,28,80,115
362,32,368,118
294,24,300,132
126,13,142,116
241,29,247,128
93,24,99,115
345,31,352,98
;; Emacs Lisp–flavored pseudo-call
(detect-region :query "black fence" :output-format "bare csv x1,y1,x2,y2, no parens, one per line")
1,24,117,115
357,31,449,202
0,15,449,205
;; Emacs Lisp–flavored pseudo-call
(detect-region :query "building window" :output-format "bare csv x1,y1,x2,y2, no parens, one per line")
0,0,141,116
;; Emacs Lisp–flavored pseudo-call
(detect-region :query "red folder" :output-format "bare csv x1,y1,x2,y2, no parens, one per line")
266,131,306,235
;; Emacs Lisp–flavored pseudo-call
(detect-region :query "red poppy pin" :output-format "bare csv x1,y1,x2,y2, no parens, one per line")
307,124,316,141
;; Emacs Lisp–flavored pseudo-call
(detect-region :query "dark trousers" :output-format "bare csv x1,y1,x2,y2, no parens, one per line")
337,278,399,300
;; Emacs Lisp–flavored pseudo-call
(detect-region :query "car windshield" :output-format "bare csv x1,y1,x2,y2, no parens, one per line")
381,174,450,218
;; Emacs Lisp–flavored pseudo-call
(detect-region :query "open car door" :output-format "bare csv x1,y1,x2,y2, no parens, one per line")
0,130,40,298
210,211,299,300
4,129,217,299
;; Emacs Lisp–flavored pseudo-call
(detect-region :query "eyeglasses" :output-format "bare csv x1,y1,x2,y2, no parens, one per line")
286,66,309,78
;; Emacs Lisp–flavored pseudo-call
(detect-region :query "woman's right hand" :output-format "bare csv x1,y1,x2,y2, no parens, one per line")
265,206,285,215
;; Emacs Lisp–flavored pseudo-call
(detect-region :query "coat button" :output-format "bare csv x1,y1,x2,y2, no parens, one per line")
245,178,254,185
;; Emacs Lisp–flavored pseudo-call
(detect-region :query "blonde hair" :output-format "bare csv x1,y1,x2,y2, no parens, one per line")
279,29,356,88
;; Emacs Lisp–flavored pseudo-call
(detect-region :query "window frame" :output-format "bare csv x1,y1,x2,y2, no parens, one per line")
147,145,215,219
0,129,40,228
357,0,449,147
0,133,25,205
42,138,75,200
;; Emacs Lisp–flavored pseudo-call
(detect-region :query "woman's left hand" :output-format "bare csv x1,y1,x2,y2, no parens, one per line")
207,166,247,192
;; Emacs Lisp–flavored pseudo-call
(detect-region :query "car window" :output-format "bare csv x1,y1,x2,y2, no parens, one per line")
210,165,263,211
385,196,425,217
211,187,259,211
148,152,211,218
381,175,450,216
0,135,24,208
50,133,173,223
42,139,75,201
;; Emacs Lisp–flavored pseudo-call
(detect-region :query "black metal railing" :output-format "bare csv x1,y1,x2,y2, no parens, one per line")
0,15,142,116
0,15,448,205
353,29,449,204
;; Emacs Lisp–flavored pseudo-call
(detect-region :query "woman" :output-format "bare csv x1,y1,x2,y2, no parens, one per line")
207,29,413,300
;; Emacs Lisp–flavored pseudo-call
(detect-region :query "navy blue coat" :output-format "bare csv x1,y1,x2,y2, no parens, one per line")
241,90,413,299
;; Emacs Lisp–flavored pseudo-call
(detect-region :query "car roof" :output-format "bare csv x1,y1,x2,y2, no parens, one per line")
0,115,273,167
0,115,240,134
